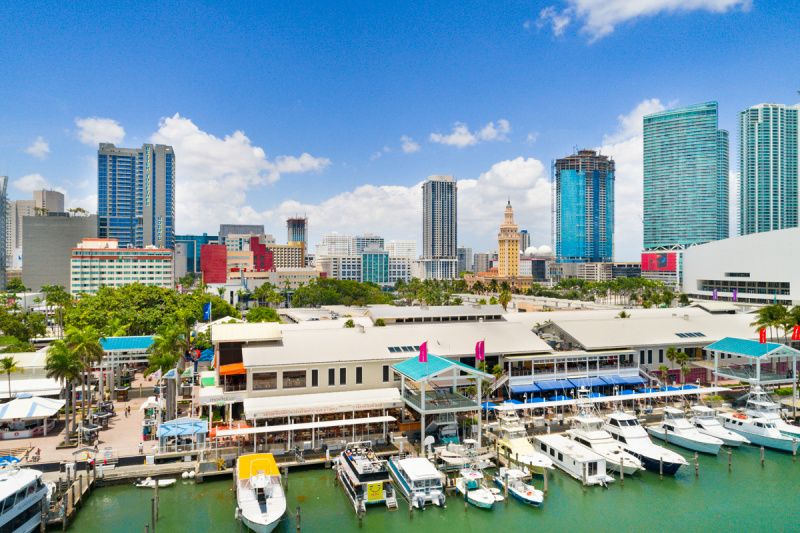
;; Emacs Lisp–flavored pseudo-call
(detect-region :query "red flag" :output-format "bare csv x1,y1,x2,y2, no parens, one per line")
418,341,428,363
475,340,485,362
759,328,766,344
793,326,800,341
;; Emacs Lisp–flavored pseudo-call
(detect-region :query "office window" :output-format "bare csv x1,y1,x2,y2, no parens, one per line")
659,349,664,363
311,369,319,387
647,350,652,364
356,366,363,385
252,372,277,391
328,368,335,386
340,367,347,385
382,365,390,383
283,371,306,389
639,351,645,365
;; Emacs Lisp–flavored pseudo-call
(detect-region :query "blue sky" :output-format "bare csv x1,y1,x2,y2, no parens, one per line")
1,1,798,259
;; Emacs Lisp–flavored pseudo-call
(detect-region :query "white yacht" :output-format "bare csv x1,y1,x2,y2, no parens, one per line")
455,467,499,509
603,412,688,475
235,454,286,533
493,467,543,507
0,467,49,533
647,407,724,455
490,407,554,475
334,442,396,514
689,406,749,447
567,409,644,475
534,434,614,486
744,386,800,439
719,412,798,453
387,456,445,509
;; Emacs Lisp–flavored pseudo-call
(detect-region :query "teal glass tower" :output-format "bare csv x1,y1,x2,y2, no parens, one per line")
739,104,799,236
643,102,729,250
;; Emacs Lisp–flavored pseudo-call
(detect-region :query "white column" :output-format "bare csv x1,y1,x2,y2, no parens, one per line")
477,376,483,447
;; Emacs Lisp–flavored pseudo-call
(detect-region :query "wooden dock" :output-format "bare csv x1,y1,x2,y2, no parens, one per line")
46,470,95,530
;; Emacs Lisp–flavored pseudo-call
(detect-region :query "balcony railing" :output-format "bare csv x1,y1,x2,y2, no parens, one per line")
509,365,640,387
402,388,478,412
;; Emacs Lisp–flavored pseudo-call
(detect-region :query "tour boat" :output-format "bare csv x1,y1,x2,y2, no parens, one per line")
566,404,644,475
0,467,49,533
603,411,688,475
455,467,498,509
493,467,543,507
387,456,445,509
535,434,614,486
719,412,798,453
689,406,749,447
334,441,396,514
744,386,800,439
490,407,554,475
134,477,177,488
235,454,286,533
647,407,724,455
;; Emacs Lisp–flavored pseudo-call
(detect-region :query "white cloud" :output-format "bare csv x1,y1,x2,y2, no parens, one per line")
526,132,540,144
75,117,126,146
538,0,750,41
429,119,511,148
149,113,329,234
24,136,50,159
370,146,392,161
13,173,50,193
400,135,420,154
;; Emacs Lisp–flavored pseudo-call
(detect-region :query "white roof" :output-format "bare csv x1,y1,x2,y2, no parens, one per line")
398,457,440,480
0,378,61,400
0,395,65,421
1,351,47,369
0,468,42,499
215,415,395,437
536,434,604,461
242,321,551,368
367,304,505,320
212,322,282,343
243,387,402,419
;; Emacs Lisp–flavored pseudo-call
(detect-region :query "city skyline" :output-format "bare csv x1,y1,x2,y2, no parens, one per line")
1,2,799,259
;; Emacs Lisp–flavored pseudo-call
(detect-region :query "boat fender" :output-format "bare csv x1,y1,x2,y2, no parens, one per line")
234,507,240,520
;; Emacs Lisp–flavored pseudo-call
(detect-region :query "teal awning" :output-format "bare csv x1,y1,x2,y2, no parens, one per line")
392,354,492,382
705,337,799,359
101,335,155,351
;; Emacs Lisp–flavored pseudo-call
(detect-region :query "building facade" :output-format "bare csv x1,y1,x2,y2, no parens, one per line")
473,253,490,274
643,102,729,250
386,240,417,260
23,214,97,291
33,190,64,214
98,143,175,249
352,233,384,255
457,246,473,273
361,248,389,285
0,177,6,287
739,103,799,236
219,224,265,244
175,233,219,274
520,229,530,253
287,217,308,245
6,199,34,269
422,175,458,279
554,149,615,263
497,201,520,277
70,238,173,296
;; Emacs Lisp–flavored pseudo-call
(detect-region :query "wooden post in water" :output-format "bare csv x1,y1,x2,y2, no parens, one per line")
504,470,509,501
151,497,156,533
659,458,663,480
154,480,159,520
295,506,301,532
727,447,732,472
284,467,289,493
793,439,797,462
543,466,548,495
408,498,413,520
515,452,519,469
760,446,765,467
61,487,67,531
694,452,699,477
620,456,624,486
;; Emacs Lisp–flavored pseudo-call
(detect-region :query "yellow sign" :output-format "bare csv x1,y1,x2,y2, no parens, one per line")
366,482,383,502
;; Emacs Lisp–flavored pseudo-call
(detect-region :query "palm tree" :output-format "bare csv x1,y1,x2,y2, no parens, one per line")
0,357,21,400
64,326,104,418
498,288,512,311
45,340,82,436
146,322,185,377
675,351,691,384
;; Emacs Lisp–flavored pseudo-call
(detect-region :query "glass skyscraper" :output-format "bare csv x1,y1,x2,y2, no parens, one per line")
421,175,458,279
98,143,175,249
739,103,799,236
554,150,614,263
643,102,729,250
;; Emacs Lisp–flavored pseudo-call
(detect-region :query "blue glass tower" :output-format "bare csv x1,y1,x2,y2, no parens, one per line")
98,143,175,248
554,150,615,263
361,248,389,285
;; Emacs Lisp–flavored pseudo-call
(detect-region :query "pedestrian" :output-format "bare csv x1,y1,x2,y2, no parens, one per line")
138,442,143,454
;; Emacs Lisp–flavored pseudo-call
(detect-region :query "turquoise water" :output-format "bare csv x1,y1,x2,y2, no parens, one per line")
71,443,800,532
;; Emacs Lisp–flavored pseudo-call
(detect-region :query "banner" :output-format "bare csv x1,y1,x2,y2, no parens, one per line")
732,289,738,302
792,325,800,342
418,341,428,363
759,328,766,344
203,302,212,321
712,289,718,301
475,340,485,362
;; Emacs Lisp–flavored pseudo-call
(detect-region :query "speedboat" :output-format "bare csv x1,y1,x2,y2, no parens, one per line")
647,407,723,455
455,467,499,509
494,467,543,506
535,434,614,486
490,406,554,474
0,467,49,533
387,456,445,509
235,454,286,533
567,404,644,475
744,386,800,439
134,477,177,488
603,411,688,475
334,441,396,513
719,412,798,453
689,406,749,447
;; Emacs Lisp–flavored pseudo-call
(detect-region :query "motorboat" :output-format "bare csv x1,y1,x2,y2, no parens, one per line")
0,467,49,533
647,407,724,455
603,411,688,475
744,386,800,439
235,454,286,533
494,467,543,507
134,477,177,488
455,467,499,509
566,403,644,475
689,406,749,447
387,456,445,509
489,406,554,475
719,412,799,453
434,439,494,473
535,434,614,486
334,441,396,513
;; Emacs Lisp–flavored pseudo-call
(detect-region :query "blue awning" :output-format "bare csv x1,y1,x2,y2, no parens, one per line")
600,375,646,386
568,377,607,388
588,392,605,398
504,399,523,405
548,395,570,401
510,383,540,394
481,402,497,411
527,397,545,403
156,417,208,439
535,379,575,392
619,389,636,395
197,348,214,362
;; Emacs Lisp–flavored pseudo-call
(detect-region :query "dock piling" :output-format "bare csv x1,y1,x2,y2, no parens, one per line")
543,467,548,495
503,471,508,502
694,452,699,477
151,497,156,533
793,439,797,462
727,448,732,472
659,458,663,480
296,506,301,532
760,446,765,467
620,457,624,486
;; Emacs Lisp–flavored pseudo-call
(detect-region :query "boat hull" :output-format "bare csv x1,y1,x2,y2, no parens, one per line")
725,427,797,452
493,478,542,507
776,421,800,440
647,428,722,455
603,456,643,476
241,515,280,533
626,449,683,475
695,427,748,447
387,459,444,509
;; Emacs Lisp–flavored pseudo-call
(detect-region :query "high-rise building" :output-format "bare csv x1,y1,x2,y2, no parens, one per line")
361,247,389,285
0,177,7,288
457,246,473,273
23,214,97,291
422,175,458,279
643,102,729,250
287,217,308,245
739,103,799,235
554,150,615,263
316,233,353,257
497,201,521,276
6,200,34,268
98,143,175,249
386,240,417,260
520,229,530,253
353,233,384,254
33,190,64,214
175,233,219,275
473,252,490,274
219,224,265,243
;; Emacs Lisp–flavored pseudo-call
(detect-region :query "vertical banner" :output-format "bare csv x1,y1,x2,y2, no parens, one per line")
203,302,212,321
732,289,738,302
418,341,428,363
712,289,718,301
759,328,766,344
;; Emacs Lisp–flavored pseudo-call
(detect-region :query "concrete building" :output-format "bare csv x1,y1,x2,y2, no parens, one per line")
497,201,520,277
550,261,640,282
316,255,362,281
97,143,175,249
457,246,473,274
219,224,265,243
739,103,799,236
287,217,308,246
6,199,34,269
422,175,458,279
22,214,97,291
70,238,173,296
386,240,417,260
316,233,354,257
520,229,530,254
518,257,548,281
33,190,64,214
352,233,384,255
554,149,614,263
264,242,304,268
0,177,6,288
175,233,219,275
361,247,389,285
473,252,490,274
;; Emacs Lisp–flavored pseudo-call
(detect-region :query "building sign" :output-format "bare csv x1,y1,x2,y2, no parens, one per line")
367,482,384,502
641,252,677,272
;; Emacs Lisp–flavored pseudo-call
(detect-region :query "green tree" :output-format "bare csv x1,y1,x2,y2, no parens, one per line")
665,346,679,370
253,283,283,307
246,306,281,323
4,279,26,293
0,357,21,400
45,340,82,436
41,284,72,338
146,322,185,376
498,288,512,311
675,351,691,383
344,319,355,328
64,326,103,417
374,318,386,327
489,296,498,305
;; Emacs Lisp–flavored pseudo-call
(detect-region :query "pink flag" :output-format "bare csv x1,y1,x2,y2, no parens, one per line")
475,340,485,362
419,341,428,363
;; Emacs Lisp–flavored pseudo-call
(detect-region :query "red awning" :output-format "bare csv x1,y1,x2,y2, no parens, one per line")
219,362,246,376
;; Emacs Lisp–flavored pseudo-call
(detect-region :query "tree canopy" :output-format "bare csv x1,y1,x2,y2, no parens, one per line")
245,306,281,323
291,279,392,307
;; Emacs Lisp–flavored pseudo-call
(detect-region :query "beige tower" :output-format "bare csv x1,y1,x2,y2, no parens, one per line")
497,200,520,277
